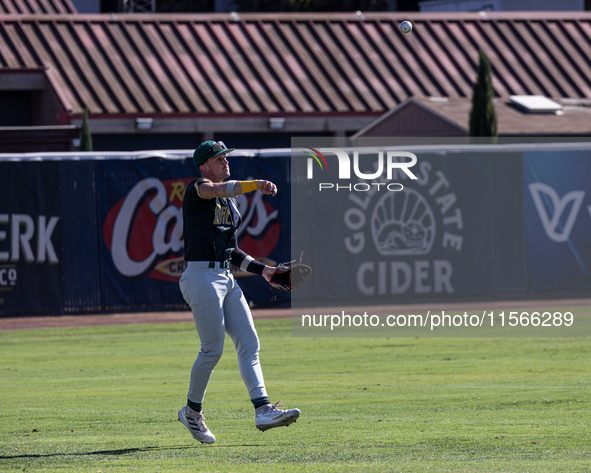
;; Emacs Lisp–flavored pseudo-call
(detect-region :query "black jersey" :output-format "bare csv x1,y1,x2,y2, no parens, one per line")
182,178,242,262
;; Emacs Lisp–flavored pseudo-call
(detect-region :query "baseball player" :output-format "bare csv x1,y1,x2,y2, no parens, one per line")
177,140,300,444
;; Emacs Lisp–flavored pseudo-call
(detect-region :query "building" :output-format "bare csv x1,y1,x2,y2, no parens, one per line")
351,96,591,141
1,11,591,151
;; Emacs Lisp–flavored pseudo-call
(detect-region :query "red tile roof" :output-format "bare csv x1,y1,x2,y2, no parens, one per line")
1,11,591,117
0,0,76,14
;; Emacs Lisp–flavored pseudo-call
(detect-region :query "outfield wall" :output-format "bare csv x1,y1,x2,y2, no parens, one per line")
1,144,591,316
0,150,291,316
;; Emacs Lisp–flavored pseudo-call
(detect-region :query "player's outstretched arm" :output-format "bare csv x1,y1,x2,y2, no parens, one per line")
197,180,277,199
233,180,277,196
255,180,277,196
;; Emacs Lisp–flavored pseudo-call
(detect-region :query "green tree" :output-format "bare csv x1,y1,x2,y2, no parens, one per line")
469,49,497,138
79,109,93,152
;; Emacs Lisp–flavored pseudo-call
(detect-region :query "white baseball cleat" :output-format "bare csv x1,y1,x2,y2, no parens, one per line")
177,405,216,444
255,401,301,432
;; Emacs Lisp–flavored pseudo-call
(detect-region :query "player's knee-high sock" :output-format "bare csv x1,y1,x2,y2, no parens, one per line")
251,396,270,409
187,399,202,412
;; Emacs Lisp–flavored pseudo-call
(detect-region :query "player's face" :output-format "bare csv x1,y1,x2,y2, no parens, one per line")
203,153,230,181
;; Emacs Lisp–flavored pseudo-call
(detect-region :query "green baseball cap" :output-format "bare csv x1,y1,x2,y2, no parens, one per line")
193,141,235,169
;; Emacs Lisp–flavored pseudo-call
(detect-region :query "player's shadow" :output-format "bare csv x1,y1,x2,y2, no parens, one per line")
0,445,185,459
0,443,275,460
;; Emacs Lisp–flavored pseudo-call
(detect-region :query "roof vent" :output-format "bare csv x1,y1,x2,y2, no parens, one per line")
429,97,449,103
509,95,562,114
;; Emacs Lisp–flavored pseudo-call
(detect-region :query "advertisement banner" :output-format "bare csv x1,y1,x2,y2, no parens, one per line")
524,151,591,292
291,146,494,306
0,162,63,314
97,155,289,310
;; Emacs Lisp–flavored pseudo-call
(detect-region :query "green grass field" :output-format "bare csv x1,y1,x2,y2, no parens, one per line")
1,315,590,472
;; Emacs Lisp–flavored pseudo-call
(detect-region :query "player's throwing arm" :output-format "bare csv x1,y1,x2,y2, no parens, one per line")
196,179,277,199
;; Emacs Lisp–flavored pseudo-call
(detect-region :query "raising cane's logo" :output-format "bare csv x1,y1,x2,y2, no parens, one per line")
103,177,280,282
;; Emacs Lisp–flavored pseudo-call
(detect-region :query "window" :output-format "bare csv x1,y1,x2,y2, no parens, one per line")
0,91,32,126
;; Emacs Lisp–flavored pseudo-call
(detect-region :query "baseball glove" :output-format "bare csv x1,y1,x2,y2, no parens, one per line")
269,253,312,301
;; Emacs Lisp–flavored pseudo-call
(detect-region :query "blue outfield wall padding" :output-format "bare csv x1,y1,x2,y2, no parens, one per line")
523,151,591,292
0,151,292,316
2,145,591,316
95,154,291,313
60,161,102,313
0,161,64,315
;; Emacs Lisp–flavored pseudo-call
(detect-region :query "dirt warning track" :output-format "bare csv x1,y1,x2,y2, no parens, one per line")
2,298,591,331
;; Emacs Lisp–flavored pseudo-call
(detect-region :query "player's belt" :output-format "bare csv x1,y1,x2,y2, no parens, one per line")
209,261,231,269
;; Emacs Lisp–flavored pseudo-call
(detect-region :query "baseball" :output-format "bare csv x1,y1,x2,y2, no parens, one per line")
400,21,412,34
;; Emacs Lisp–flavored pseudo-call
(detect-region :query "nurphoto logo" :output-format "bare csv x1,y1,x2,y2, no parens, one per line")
303,147,418,192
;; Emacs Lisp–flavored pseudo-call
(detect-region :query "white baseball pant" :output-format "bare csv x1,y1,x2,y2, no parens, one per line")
179,261,268,404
